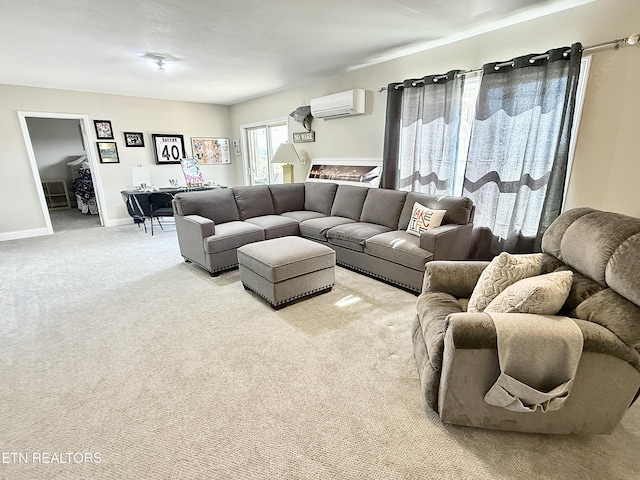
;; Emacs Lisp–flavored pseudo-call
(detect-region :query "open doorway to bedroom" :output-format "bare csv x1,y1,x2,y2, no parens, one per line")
18,112,105,234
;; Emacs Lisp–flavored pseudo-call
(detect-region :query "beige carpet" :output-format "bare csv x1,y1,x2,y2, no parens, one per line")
1,222,640,479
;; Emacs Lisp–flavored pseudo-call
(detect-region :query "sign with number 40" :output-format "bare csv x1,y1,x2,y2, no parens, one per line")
152,134,186,165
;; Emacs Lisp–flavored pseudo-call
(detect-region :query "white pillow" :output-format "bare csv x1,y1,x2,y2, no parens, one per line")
406,202,446,237
485,270,573,315
467,252,545,313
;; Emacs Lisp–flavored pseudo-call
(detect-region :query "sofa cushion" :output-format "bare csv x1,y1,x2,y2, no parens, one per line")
540,207,594,260
330,185,369,220
244,215,299,239
467,252,545,313
203,221,264,254
281,211,327,222
365,231,434,271
405,202,447,236
606,232,640,307
269,183,305,214
574,289,640,350
556,269,606,315
360,188,407,229
485,271,573,315
299,216,354,242
304,182,338,215
560,210,640,286
399,192,473,229
326,222,392,252
233,185,275,220
173,189,240,224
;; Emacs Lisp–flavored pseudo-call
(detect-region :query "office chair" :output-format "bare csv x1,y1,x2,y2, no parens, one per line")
147,192,175,235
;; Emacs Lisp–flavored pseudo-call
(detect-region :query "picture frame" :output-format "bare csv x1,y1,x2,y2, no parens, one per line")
180,158,205,187
96,141,119,163
94,120,114,139
191,137,231,164
152,134,186,165
306,158,382,188
124,132,145,147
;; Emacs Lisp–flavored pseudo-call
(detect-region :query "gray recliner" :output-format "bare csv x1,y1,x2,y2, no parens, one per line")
412,207,640,434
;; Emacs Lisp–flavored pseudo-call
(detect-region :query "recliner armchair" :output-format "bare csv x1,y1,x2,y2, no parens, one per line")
412,207,640,434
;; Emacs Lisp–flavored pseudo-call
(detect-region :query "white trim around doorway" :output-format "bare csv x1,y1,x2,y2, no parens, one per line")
17,111,107,236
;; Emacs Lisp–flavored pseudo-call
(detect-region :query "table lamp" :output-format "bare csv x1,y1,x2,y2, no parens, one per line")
271,143,302,184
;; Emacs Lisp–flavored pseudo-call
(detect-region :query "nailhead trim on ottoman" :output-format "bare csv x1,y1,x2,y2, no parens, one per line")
237,236,336,308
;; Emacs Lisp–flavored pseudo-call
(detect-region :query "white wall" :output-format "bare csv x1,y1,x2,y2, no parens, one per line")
0,85,233,237
3,0,639,241
230,0,640,216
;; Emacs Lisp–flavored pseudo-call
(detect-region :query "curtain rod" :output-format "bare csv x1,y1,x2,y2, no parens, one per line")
378,33,639,92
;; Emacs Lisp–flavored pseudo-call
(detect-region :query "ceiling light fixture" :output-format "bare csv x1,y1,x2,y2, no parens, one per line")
143,53,177,71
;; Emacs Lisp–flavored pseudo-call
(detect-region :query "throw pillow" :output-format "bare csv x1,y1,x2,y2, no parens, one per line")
467,252,545,313
485,270,574,315
406,202,446,236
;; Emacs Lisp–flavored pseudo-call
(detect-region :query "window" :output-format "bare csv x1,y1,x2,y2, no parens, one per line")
243,121,288,185
452,57,590,203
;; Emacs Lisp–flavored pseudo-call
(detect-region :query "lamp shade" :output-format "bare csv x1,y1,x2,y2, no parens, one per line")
271,143,301,164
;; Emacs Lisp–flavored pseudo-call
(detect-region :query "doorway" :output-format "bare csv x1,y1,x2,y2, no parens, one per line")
18,112,105,234
241,119,288,185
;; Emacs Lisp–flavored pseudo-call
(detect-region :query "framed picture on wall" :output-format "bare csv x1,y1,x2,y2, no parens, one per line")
191,137,231,164
306,158,382,187
96,141,119,163
94,120,114,139
124,132,145,147
152,134,185,164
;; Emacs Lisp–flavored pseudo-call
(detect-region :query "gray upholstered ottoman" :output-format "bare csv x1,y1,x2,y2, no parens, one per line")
237,236,335,308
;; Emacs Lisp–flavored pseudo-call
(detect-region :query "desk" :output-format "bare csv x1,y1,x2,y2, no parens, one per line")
121,186,224,220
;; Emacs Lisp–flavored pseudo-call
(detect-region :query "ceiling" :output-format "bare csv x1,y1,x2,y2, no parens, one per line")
0,0,591,105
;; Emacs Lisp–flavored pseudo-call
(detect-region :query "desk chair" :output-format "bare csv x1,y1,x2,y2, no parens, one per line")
124,194,148,232
147,192,175,235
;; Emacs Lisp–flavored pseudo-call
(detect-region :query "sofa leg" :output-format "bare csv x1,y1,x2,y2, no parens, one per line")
210,271,220,277
184,258,191,263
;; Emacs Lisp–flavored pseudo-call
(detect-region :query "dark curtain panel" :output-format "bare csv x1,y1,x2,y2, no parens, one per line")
382,70,464,194
381,82,403,189
463,43,582,259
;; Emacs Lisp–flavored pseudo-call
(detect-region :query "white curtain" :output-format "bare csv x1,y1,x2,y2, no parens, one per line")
382,70,464,195
463,44,583,258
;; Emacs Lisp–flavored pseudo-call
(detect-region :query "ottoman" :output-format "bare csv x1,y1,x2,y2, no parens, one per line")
237,236,336,309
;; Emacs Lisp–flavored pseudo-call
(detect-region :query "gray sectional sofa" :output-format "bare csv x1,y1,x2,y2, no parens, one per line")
172,182,474,292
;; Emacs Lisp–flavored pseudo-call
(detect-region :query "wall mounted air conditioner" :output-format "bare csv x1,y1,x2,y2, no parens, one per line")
310,89,365,118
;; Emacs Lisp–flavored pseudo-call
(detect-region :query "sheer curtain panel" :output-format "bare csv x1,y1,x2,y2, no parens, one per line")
463,43,582,259
382,70,464,194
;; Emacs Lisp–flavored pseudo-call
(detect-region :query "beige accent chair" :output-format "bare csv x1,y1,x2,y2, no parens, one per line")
412,208,640,434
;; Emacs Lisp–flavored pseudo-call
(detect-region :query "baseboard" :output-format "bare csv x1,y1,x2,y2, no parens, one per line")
0,227,51,242
104,218,137,227
0,218,137,240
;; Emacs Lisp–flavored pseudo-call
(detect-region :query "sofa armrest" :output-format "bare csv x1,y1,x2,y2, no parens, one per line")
444,313,640,370
422,260,489,297
175,214,216,265
419,223,473,261
177,214,215,236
